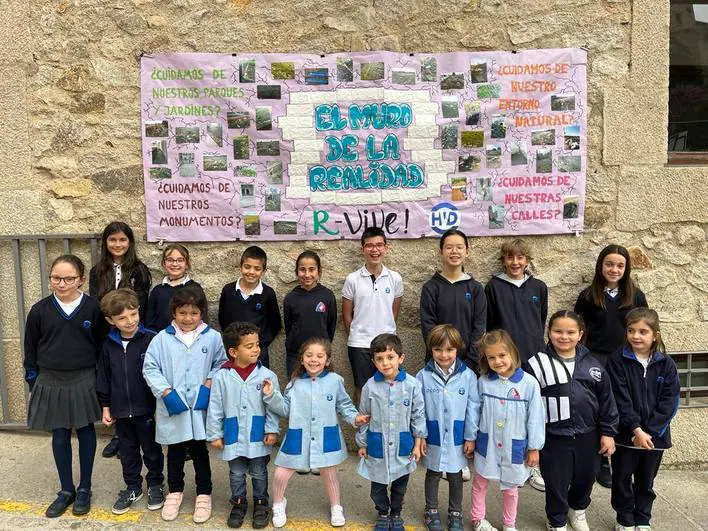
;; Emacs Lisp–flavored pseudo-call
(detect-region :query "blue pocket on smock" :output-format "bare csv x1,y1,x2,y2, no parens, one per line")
367,431,384,458
224,416,239,445
426,420,441,446
476,431,489,458
193,385,210,410
323,425,341,453
250,415,265,442
398,431,414,457
511,438,527,465
280,428,303,455
163,390,189,416
453,420,465,446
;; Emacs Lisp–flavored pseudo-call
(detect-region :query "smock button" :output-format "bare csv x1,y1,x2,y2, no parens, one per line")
497,421,504,428
498,442,503,448
389,442,394,446
311,437,315,441
500,400,505,405
312,417,316,421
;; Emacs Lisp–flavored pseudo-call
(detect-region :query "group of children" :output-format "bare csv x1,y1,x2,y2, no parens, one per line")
22,220,679,531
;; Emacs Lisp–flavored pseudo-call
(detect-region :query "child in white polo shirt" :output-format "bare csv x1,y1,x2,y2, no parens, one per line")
342,227,403,401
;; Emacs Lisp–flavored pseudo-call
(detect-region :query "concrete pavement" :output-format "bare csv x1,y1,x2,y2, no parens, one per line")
0,431,705,530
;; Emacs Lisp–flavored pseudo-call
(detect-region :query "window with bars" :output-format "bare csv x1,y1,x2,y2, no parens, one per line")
673,351,708,407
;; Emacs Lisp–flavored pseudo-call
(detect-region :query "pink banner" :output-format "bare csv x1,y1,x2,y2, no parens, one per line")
140,50,587,241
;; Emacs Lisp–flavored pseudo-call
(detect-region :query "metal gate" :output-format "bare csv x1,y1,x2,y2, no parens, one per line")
0,233,100,427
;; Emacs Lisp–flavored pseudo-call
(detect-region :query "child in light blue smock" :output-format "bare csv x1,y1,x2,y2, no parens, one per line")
416,324,480,531
262,337,369,529
206,322,282,529
142,286,227,524
471,330,545,531
356,333,427,531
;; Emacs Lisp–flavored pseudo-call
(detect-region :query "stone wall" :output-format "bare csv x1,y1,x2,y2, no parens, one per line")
0,0,707,465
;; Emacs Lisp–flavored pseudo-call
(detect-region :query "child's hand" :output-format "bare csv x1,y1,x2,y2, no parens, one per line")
358,447,368,459
262,379,274,396
599,435,616,456
354,414,370,426
632,428,654,450
420,439,428,457
526,449,539,467
264,433,277,446
464,440,475,458
203,378,212,389
210,439,224,449
161,387,172,398
101,407,114,426
411,445,422,462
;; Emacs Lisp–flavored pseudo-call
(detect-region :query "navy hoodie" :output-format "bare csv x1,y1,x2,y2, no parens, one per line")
524,343,619,438
420,272,487,370
606,346,679,449
283,283,337,357
96,324,157,419
485,274,548,363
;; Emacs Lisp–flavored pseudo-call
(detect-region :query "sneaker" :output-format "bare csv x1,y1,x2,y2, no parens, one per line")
102,436,120,458
45,490,75,518
374,513,390,531
147,485,165,510
473,520,499,531
597,461,612,488
461,465,472,482
112,488,143,515
529,466,546,491
161,492,183,521
252,499,270,529
193,494,212,523
568,509,589,531
310,468,320,475
390,515,405,531
636,527,652,531
296,468,310,475
448,511,464,531
72,489,91,516
424,508,443,531
614,525,634,531
272,499,287,528
330,504,346,527
503,527,518,531
227,497,247,528
547,526,568,531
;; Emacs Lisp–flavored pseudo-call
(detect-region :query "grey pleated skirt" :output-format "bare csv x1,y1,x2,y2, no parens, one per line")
27,367,101,431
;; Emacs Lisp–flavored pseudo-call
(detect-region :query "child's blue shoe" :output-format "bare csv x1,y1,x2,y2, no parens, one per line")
447,511,464,531
390,515,405,531
374,513,390,530
424,508,443,531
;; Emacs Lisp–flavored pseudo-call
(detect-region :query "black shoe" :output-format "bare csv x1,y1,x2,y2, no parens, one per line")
597,462,612,488
45,490,75,518
72,489,92,515
147,484,165,510
112,488,143,515
102,436,120,458
227,497,248,528
252,499,270,529
184,447,192,461
390,515,405,531
374,513,390,531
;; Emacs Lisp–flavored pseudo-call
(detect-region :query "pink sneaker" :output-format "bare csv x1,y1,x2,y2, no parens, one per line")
193,494,212,523
161,492,183,521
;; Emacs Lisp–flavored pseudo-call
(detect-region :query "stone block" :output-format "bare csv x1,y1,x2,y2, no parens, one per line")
285,186,312,199
336,87,384,102
411,102,438,114
289,151,320,164
413,114,437,126
403,138,435,150
277,115,314,129
287,164,309,177
411,150,443,162
56,65,92,92
285,104,314,117
293,139,322,152
334,191,381,205
407,125,439,138
48,177,94,198
280,126,316,140
628,245,652,270
309,191,337,204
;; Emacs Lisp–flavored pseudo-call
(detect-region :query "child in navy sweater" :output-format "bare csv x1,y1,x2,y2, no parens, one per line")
97,289,164,515
218,246,282,369
607,309,679,531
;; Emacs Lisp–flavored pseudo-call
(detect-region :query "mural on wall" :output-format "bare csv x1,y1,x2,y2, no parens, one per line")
141,50,587,242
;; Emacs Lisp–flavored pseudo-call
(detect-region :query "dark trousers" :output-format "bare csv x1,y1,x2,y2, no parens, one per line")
52,424,96,493
611,446,663,527
540,431,599,527
115,414,164,491
259,346,270,369
167,440,212,495
348,346,376,389
424,469,463,513
371,474,410,517
229,455,269,501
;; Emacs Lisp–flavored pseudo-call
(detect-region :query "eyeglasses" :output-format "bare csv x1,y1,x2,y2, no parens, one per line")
164,258,186,264
363,243,386,251
49,275,80,285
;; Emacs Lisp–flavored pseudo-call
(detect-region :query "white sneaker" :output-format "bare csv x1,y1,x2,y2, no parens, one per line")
636,527,652,531
503,527,518,531
310,468,320,475
614,525,634,531
473,519,498,531
330,504,345,527
568,509,590,531
296,468,310,474
529,466,546,491
272,499,287,528
547,525,568,531
461,465,472,481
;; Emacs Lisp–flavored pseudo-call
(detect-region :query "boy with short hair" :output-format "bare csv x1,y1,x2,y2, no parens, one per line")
342,228,403,398
206,322,281,529
218,246,282,368
356,333,427,531
97,288,165,515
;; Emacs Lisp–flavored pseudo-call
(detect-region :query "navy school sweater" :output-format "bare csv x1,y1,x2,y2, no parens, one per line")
96,324,157,419
146,279,205,332
218,281,282,348
89,262,152,323
419,272,487,369
606,346,679,449
574,287,648,361
485,274,548,363
23,294,108,386
283,283,337,356
524,343,619,438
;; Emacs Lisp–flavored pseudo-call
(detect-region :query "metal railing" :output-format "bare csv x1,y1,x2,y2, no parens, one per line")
673,351,708,408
